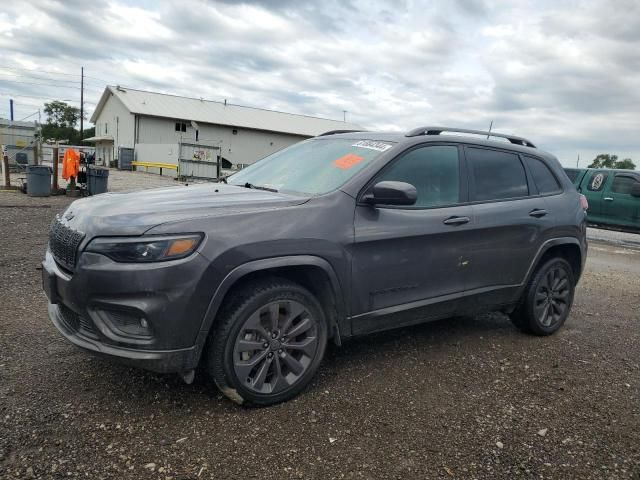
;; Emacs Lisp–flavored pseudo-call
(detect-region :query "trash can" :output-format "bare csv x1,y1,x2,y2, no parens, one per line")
26,165,52,197
87,166,109,195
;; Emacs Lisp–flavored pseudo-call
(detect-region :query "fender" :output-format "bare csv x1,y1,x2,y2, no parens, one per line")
192,255,347,359
518,236,585,294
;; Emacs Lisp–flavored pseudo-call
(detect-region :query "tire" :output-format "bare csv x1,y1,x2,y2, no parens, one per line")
206,277,328,406
510,257,575,336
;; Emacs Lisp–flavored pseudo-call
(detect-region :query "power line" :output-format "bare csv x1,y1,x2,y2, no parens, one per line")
18,110,39,121
0,65,110,83
0,78,82,89
0,71,80,85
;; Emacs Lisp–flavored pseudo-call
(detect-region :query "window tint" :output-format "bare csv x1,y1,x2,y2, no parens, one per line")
611,175,639,194
467,147,528,201
564,169,581,182
376,145,459,207
524,156,561,194
587,172,608,192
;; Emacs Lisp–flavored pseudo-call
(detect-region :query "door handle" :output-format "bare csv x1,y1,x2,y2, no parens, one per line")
443,216,470,226
603,197,614,201
529,209,547,218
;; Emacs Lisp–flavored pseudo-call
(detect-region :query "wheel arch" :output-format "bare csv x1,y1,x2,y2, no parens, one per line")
194,256,347,361
523,237,584,289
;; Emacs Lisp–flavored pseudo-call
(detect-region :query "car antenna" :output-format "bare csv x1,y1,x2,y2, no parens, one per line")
487,120,493,139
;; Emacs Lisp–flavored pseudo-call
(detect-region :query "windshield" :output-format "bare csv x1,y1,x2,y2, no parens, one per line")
227,138,394,195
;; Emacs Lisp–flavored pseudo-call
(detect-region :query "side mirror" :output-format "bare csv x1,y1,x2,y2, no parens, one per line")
363,181,417,206
631,183,640,197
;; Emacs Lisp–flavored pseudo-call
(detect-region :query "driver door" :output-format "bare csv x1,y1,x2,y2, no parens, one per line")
350,144,473,335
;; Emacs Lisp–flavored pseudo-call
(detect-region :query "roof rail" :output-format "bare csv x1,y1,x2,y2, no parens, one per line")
318,129,366,136
405,126,536,148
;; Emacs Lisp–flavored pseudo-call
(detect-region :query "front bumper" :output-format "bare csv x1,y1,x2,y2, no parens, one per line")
42,248,213,373
48,303,198,372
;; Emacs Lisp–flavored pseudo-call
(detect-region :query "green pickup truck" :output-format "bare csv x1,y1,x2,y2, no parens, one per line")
564,168,640,231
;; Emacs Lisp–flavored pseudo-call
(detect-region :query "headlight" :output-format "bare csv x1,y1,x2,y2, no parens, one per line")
86,234,203,263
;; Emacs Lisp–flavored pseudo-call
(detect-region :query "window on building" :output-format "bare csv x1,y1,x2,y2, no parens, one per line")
175,122,187,132
611,175,639,194
376,145,460,208
467,147,528,201
524,156,562,195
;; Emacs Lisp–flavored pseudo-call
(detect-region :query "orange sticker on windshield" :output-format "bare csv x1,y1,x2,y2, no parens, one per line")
333,153,364,170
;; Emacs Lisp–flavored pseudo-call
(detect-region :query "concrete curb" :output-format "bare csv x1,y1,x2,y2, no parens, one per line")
587,230,640,251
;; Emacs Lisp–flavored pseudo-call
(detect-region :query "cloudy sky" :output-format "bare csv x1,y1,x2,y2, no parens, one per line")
1,0,638,167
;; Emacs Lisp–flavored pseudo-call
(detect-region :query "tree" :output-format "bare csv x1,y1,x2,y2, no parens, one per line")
44,100,80,128
615,158,636,170
588,154,636,170
41,101,93,144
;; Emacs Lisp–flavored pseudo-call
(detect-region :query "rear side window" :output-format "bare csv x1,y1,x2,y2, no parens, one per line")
466,147,528,201
587,172,608,192
524,156,562,194
376,145,460,207
564,169,581,182
611,175,640,194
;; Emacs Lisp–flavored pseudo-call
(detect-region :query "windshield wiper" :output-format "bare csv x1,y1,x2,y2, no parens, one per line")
242,182,279,193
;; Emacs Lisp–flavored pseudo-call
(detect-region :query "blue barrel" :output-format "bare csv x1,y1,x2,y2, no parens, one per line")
26,165,52,197
87,166,109,195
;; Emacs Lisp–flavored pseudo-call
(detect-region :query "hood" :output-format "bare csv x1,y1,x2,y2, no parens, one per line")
60,183,309,237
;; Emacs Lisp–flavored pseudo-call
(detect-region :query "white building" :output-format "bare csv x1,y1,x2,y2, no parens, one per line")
87,86,360,175
0,118,36,166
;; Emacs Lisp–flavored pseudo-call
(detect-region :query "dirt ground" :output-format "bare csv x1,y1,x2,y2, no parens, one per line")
1,172,639,479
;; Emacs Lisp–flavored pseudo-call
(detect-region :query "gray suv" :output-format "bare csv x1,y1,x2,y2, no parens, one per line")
42,127,588,406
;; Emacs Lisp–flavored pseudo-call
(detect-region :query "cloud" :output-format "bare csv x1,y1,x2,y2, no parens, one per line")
0,0,637,165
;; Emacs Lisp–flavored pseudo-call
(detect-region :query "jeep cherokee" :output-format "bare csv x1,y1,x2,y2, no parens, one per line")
42,126,588,406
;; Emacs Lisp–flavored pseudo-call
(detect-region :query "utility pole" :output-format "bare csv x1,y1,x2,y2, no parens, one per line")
9,99,14,121
80,66,84,143
343,110,347,122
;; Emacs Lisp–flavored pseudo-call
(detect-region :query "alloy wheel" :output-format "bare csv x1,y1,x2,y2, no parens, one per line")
534,266,571,327
232,300,319,394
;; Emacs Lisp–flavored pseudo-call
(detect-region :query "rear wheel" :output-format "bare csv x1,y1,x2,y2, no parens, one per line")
207,278,327,406
510,258,575,335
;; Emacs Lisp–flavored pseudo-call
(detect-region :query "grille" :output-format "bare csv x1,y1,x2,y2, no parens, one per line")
59,305,98,339
49,217,84,270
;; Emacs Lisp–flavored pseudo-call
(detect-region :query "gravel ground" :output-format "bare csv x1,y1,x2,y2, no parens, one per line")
1,171,639,479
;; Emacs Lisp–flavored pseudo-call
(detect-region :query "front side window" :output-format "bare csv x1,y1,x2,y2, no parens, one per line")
524,156,561,194
375,145,460,207
611,175,639,194
228,138,393,195
467,147,528,201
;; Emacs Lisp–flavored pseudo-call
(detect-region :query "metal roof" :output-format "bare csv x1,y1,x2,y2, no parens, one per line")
0,118,36,130
90,86,360,137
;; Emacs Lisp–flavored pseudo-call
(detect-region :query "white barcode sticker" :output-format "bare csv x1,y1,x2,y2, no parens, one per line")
351,140,393,152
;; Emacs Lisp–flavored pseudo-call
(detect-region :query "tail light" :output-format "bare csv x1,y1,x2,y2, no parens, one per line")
579,194,588,211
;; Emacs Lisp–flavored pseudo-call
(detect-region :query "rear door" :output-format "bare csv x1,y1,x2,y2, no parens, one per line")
603,173,640,229
463,147,555,305
351,144,472,334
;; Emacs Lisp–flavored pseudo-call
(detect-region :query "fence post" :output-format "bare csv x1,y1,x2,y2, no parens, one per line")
52,146,59,191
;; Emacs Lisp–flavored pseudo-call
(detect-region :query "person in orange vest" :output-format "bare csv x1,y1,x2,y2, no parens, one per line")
61,148,80,190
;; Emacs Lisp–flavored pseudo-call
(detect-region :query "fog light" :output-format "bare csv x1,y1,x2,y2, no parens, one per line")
140,318,148,329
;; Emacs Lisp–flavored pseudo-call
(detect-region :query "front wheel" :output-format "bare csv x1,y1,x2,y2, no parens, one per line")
207,278,328,406
510,258,575,336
